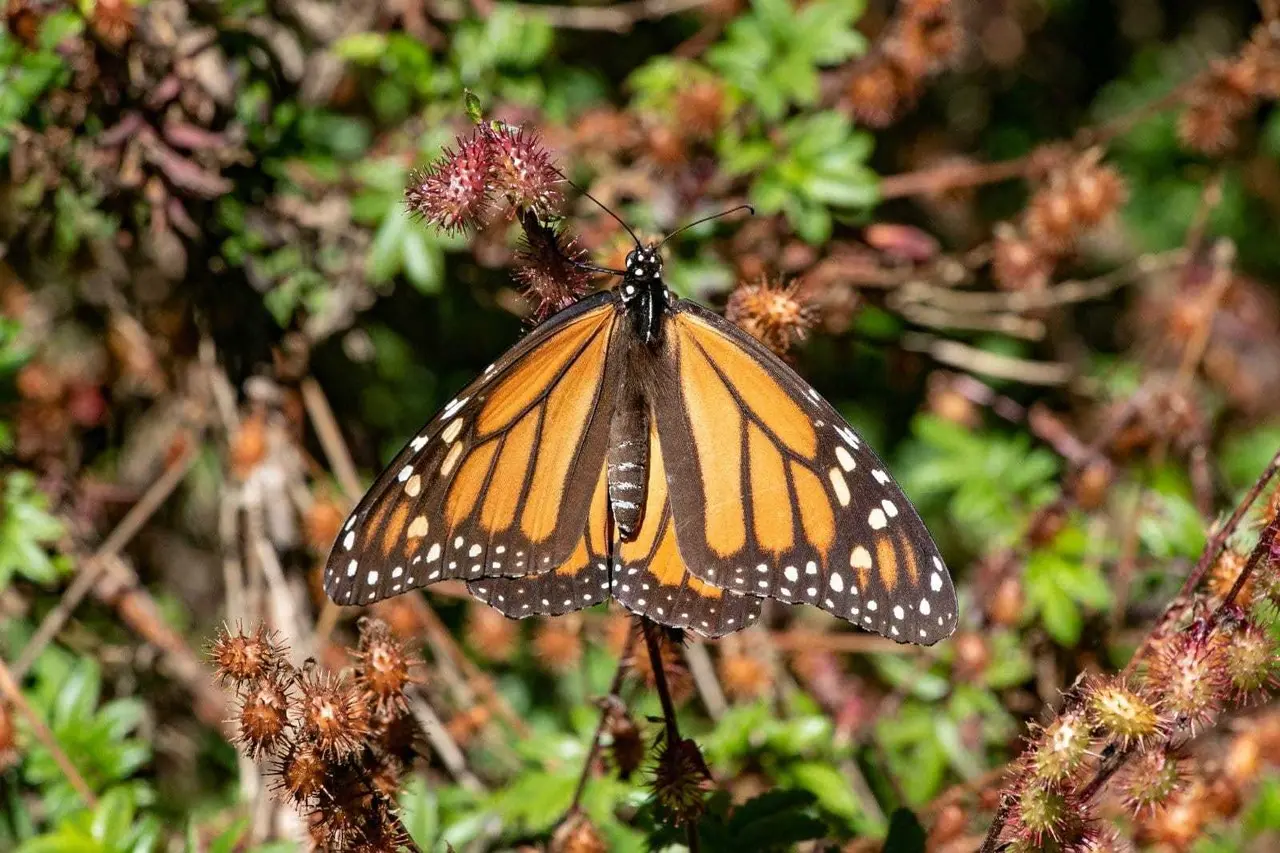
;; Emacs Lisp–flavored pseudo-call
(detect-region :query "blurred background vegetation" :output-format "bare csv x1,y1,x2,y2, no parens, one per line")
4,0,1280,849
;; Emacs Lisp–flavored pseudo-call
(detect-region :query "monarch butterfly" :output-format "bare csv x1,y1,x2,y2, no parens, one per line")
324,231,957,644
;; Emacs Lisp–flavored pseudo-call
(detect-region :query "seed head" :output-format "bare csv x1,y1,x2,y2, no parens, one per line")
236,678,292,758
649,736,714,825
275,741,329,803
1011,784,1084,846
353,619,417,715
1027,710,1093,785
992,224,1053,291
513,211,593,320
725,277,816,355
845,60,914,128
1145,628,1226,733
604,700,645,780
1224,620,1277,701
209,623,287,687
531,615,584,672
485,123,563,217
405,130,493,234
551,812,608,853
718,652,772,701
1085,678,1163,748
296,668,371,758
1122,748,1185,816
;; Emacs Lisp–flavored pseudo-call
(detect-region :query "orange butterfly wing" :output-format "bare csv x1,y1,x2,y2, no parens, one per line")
324,294,622,605
651,301,957,645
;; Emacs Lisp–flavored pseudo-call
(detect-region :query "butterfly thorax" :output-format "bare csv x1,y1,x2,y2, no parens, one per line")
619,244,669,347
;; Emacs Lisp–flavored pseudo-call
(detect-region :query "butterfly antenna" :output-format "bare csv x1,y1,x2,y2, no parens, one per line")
658,204,754,248
555,170,642,248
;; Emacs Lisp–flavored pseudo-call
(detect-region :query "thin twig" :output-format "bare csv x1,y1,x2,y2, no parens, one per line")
902,335,1075,386
407,687,487,793
12,441,199,681
569,629,636,815
682,640,726,720
1124,447,1280,676
0,656,98,808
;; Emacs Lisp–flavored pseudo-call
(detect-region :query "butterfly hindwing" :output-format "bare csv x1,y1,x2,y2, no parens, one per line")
324,293,623,605
612,417,762,638
651,300,957,644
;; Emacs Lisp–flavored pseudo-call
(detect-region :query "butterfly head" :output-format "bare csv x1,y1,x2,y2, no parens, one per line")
624,244,663,283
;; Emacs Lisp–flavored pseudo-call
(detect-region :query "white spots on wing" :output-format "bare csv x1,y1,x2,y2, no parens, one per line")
404,474,422,497
496,546,506,555
805,561,818,575
410,435,428,452
806,587,818,599
828,468,851,507
440,418,464,444
872,469,890,486
343,531,355,551
881,499,898,518
468,543,482,558
835,446,856,472
867,599,878,611
344,515,357,532
807,387,821,403
835,425,860,449
850,546,872,570
442,396,469,420
931,572,943,592
347,559,358,578
367,570,379,586
828,573,844,592
784,565,799,583
758,579,768,589
391,566,403,579
426,543,441,562
756,563,768,573
440,442,464,476
869,508,887,530
407,516,429,539
397,465,414,483
454,536,464,548
919,598,931,616
933,556,945,571
892,604,904,620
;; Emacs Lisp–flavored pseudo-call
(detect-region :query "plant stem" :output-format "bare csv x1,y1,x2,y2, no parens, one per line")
641,619,700,853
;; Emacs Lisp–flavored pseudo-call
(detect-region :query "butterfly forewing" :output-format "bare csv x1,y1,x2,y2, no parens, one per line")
652,301,958,645
465,459,614,618
324,293,623,605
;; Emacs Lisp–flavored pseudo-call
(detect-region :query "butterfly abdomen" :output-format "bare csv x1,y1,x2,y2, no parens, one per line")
607,382,649,538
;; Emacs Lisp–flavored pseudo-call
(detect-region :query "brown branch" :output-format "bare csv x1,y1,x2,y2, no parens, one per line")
0,656,98,808
642,619,700,853
568,628,636,815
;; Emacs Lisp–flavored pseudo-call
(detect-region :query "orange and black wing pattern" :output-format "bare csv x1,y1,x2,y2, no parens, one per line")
324,293,622,606
465,459,613,619
611,417,761,637
652,301,957,645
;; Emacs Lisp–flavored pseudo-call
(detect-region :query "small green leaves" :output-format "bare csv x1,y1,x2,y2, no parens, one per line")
0,471,67,590
708,0,866,121
725,111,878,242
